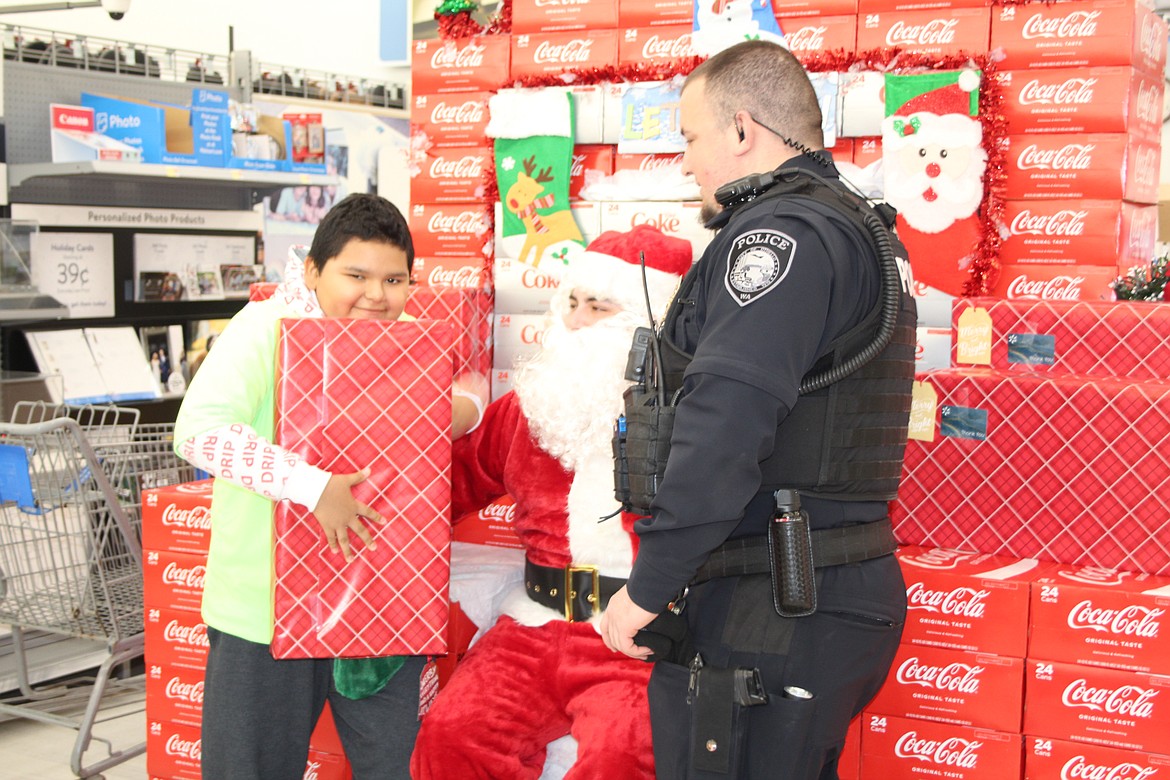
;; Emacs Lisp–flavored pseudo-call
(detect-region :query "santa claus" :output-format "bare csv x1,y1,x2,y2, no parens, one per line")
882,72,987,298
410,225,693,779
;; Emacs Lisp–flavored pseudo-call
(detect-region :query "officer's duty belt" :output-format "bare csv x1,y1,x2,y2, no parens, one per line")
524,559,626,622
691,518,898,586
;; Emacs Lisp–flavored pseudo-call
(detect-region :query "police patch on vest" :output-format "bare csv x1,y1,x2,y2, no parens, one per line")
724,229,796,306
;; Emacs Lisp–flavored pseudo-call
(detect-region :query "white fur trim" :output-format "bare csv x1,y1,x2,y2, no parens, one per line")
551,250,683,325
486,88,572,139
565,455,634,577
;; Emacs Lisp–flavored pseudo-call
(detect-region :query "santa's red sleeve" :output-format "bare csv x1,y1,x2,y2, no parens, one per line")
451,391,525,519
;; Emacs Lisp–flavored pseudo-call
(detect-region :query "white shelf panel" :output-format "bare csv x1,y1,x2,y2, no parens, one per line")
8,161,338,190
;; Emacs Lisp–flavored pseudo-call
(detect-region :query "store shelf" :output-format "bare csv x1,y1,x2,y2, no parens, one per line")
8,160,338,190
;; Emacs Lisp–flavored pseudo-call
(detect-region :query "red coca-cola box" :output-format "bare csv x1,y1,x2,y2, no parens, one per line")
411,256,487,289
990,264,1117,302
147,719,202,780
857,0,991,12
999,199,1157,269
310,702,346,757
510,29,619,80
840,715,861,780
410,145,491,204
143,548,206,614
860,713,1023,779
1030,565,1170,675
897,546,1046,658
145,606,209,673
777,15,858,59
411,36,511,95
1024,735,1170,780
571,144,615,200
1023,660,1170,754
453,495,524,549
827,137,854,163
618,26,697,67
867,643,1026,732
856,7,992,57
303,749,351,780
408,202,492,259
1001,133,1161,204
618,0,694,27
997,67,1164,141
146,662,204,728
141,479,213,557
854,137,883,168
410,92,491,150
512,0,618,33
992,0,1168,76
771,0,856,19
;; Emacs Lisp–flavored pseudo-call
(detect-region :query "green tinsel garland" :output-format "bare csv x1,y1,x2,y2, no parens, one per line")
435,0,477,16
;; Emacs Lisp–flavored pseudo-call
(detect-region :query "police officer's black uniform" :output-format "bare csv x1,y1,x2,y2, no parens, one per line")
624,152,917,779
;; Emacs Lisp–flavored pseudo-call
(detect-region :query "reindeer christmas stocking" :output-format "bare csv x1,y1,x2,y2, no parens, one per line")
487,88,584,268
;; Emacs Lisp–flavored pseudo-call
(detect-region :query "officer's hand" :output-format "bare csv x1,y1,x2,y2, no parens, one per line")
601,586,657,660
313,468,385,562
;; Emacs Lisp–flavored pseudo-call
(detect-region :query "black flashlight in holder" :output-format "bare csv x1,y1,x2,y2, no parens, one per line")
769,489,817,617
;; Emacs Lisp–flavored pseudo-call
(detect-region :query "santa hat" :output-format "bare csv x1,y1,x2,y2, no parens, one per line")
552,224,693,324
890,70,981,137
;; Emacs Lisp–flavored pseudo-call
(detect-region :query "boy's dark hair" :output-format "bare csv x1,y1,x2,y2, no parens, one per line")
306,193,414,273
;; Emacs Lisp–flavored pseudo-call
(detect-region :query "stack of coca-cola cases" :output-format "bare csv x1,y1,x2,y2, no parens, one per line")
142,481,353,780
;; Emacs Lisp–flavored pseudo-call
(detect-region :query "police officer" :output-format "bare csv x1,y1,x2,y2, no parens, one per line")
601,40,918,778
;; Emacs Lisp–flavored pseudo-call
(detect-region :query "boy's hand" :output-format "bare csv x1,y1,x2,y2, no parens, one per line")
313,468,385,562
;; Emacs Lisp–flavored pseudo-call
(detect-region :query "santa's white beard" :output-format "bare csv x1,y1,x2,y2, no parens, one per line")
513,313,639,472
885,163,984,234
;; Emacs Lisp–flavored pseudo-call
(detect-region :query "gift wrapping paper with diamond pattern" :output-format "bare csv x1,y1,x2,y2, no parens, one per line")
892,367,1170,576
272,319,455,658
405,286,492,377
951,297,1170,379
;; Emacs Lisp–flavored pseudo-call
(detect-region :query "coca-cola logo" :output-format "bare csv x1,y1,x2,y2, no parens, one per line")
165,677,205,704
630,212,681,233
1018,78,1096,105
1135,147,1160,189
1016,143,1094,171
571,154,585,177
900,548,976,570
1004,274,1085,300
427,266,480,287
1067,600,1164,638
163,620,210,648
161,503,211,530
304,760,321,780
520,268,560,289
429,155,483,179
641,33,694,60
1062,679,1158,718
637,154,684,172
1009,209,1086,237
896,656,984,693
478,501,517,524
894,732,982,767
905,582,990,618
430,42,485,70
886,19,958,47
520,324,548,345
786,25,827,52
1020,10,1099,40
162,561,207,589
534,39,593,64
1061,755,1158,780
1136,81,1160,124
430,100,485,125
1139,15,1163,61
166,733,202,761
426,211,486,234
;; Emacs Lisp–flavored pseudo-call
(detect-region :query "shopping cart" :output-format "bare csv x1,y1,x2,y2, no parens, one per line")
0,402,196,778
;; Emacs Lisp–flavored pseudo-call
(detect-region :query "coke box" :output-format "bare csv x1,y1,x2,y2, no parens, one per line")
827,137,854,163
1023,660,1170,754
410,92,491,149
599,200,713,263
996,67,1163,141
147,719,202,780
618,0,694,28
146,662,204,728
303,749,351,780
142,479,213,556
145,605,209,673
854,137,883,169
409,202,492,260
771,0,856,18
452,495,524,549
1001,133,1161,204
951,297,1170,379
510,30,619,80
511,0,618,33
991,264,1117,303
619,25,697,67
860,713,1023,780
999,199,1157,268
411,257,487,289
897,546,1045,658
613,150,685,174
310,701,345,758
410,145,491,204
1024,735,1170,780
856,7,992,57
494,255,564,315
840,72,885,138
493,312,549,370
571,144,615,200
1030,565,1170,674
143,548,206,613
916,327,952,372
491,367,514,400
777,15,857,59
992,0,1167,76
892,367,1170,577
867,643,1026,732
840,715,861,780
410,36,511,95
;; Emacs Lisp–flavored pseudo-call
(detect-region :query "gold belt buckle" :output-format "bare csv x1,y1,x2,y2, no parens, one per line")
565,564,600,621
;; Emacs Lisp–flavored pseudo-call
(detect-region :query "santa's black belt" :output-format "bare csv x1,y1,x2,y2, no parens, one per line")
524,559,626,622
690,518,898,586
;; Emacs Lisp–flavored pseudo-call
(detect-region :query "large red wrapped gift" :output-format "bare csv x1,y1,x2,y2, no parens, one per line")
272,319,455,658
893,368,1170,576
404,285,492,377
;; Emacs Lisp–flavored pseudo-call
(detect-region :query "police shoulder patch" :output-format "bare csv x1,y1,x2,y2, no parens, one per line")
724,229,796,307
